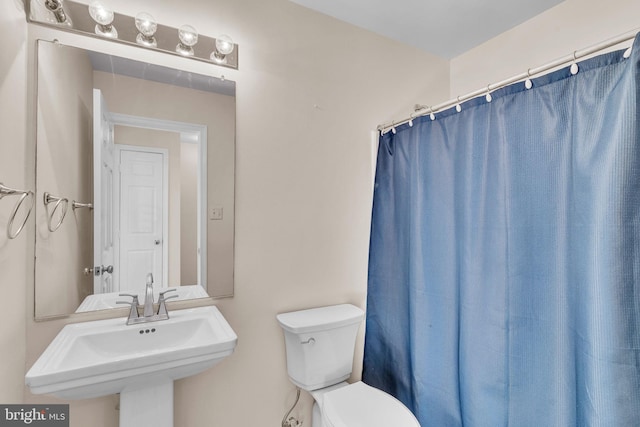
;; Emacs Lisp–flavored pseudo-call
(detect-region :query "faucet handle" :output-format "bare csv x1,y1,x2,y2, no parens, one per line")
158,288,177,305
157,289,178,316
116,295,140,324
118,293,139,299
117,293,140,305
159,288,177,297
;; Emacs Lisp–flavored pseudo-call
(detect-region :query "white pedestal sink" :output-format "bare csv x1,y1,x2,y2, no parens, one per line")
26,305,237,427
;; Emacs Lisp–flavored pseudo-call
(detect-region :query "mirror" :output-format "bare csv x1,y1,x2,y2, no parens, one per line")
34,40,235,319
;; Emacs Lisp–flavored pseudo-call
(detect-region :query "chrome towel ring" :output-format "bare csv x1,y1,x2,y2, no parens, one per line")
0,183,34,239
43,192,69,232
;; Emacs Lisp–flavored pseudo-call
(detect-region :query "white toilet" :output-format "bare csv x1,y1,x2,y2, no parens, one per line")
277,304,420,427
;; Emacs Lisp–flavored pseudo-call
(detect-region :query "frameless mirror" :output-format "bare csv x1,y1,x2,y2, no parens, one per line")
34,40,235,319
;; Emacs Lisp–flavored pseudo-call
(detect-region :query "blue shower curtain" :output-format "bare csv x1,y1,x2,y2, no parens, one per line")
363,35,640,427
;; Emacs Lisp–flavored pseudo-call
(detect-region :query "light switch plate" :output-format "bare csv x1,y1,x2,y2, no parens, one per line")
210,207,223,220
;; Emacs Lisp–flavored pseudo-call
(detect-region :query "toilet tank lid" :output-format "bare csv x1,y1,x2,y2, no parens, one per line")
277,304,364,334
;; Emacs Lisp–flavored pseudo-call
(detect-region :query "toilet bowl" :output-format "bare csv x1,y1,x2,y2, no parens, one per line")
311,381,419,427
277,304,420,427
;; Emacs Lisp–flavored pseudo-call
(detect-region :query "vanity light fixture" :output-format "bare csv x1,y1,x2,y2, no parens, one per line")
211,34,234,63
135,12,158,47
26,0,239,69
44,0,69,24
88,0,118,38
176,24,198,56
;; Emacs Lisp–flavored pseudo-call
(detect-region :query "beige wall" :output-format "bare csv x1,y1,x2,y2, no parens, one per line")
35,42,94,317
180,142,199,286
450,0,640,96
0,0,28,404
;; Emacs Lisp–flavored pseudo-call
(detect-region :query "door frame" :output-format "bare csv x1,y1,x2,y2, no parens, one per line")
93,89,116,294
114,145,169,291
109,113,208,289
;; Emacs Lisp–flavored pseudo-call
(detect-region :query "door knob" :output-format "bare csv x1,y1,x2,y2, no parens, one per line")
94,265,114,276
154,239,162,245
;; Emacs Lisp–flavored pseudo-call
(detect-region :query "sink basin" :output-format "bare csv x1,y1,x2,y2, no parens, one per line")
75,285,209,313
26,305,237,400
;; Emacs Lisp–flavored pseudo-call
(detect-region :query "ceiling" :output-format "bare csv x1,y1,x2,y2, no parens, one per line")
290,0,565,58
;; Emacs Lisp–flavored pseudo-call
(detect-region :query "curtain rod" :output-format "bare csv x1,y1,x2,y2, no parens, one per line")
378,27,640,133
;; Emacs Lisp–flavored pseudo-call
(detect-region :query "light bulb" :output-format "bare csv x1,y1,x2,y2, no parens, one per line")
135,12,157,47
211,34,234,63
216,34,234,55
176,24,198,56
88,1,118,38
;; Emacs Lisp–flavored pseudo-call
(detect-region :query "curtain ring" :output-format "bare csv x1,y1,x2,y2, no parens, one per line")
569,51,580,75
43,192,68,232
485,85,493,102
623,46,632,59
525,68,533,89
7,191,34,240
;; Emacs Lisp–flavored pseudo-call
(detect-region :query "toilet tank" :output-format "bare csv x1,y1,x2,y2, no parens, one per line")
277,304,365,391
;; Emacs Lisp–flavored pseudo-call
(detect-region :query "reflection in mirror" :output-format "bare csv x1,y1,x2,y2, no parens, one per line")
35,40,235,319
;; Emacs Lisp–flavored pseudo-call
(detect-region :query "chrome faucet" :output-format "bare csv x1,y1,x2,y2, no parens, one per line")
116,273,178,325
143,273,155,317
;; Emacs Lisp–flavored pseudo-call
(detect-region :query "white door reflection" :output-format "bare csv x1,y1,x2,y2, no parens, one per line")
116,147,167,294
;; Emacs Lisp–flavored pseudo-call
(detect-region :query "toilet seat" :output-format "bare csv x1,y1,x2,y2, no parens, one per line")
321,382,420,427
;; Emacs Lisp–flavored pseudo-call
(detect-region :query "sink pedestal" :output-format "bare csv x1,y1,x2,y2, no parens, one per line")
120,381,173,427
